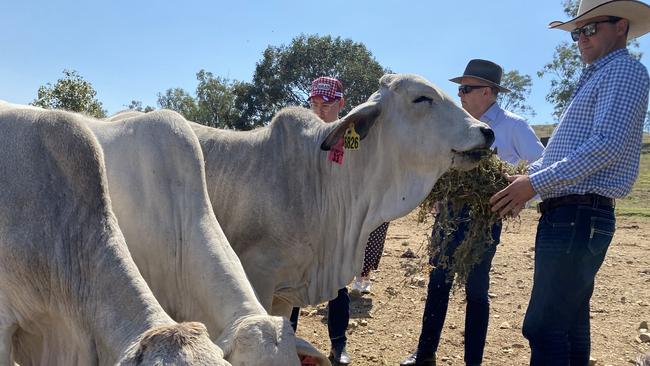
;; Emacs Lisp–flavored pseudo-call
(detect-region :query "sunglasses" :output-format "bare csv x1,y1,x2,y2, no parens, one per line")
310,99,337,110
458,85,490,94
571,17,621,41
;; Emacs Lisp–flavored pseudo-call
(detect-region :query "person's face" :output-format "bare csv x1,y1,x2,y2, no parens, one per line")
574,16,628,64
309,96,344,123
457,77,493,119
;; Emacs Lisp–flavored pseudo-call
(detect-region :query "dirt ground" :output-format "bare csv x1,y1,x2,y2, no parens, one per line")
296,208,650,366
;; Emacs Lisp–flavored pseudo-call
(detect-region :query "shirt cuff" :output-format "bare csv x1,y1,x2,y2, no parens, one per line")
529,169,556,197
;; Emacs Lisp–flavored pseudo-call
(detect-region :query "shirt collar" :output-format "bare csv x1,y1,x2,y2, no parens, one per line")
587,48,629,72
480,102,501,125
573,49,629,99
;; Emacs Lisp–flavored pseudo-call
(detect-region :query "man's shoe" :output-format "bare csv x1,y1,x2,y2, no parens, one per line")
329,346,351,365
399,352,436,366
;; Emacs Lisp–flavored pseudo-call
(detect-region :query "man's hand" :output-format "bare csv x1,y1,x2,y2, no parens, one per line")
490,175,536,218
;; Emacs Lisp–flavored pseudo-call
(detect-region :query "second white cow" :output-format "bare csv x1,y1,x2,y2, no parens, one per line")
93,110,328,366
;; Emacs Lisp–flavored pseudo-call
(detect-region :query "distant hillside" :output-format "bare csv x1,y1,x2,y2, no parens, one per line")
531,124,556,147
531,124,556,139
531,124,649,152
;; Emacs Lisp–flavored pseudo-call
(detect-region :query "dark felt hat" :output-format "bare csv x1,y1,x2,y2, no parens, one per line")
449,59,511,93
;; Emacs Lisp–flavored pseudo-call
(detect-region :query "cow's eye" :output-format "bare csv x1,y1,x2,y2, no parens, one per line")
413,96,433,104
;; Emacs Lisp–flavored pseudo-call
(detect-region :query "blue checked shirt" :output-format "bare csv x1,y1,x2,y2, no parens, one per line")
529,49,650,199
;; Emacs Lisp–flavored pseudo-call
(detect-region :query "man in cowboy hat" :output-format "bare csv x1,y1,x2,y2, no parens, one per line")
400,59,544,366
491,0,650,364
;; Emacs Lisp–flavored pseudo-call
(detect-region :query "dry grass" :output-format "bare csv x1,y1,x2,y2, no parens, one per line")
418,153,527,283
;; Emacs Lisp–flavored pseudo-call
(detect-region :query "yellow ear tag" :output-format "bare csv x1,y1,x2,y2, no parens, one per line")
343,124,360,150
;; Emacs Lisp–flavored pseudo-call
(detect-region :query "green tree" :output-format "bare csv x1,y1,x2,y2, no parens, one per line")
193,70,244,129
125,100,154,113
32,69,106,118
537,41,583,120
563,0,579,17
497,70,536,119
538,0,643,120
157,71,247,129
235,34,389,127
157,87,200,120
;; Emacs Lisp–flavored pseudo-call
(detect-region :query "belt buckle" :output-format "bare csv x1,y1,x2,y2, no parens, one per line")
536,202,543,214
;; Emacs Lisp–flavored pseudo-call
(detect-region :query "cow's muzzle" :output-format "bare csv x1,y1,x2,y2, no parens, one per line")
451,147,493,161
480,127,495,147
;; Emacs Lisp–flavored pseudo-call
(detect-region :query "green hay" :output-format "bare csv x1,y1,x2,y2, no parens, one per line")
418,152,527,284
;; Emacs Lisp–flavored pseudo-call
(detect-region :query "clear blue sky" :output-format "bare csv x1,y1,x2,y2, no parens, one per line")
2,0,649,124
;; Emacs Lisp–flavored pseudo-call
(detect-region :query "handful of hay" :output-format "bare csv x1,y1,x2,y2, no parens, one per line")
418,152,527,284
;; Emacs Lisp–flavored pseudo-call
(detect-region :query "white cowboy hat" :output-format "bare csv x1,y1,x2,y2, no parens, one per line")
549,0,650,40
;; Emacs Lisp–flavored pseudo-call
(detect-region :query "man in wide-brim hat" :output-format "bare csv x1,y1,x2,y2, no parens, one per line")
549,0,650,40
491,0,650,365
399,58,544,366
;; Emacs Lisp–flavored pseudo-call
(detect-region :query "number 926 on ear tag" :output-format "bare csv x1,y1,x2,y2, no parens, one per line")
344,125,360,150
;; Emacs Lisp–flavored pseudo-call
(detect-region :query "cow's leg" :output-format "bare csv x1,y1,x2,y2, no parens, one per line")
0,325,14,366
238,259,279,312
245,277,275,311
0,293,16,366
270,296,294,319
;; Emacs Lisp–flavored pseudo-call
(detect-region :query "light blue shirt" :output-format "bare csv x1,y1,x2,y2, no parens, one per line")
529,49,649,199
481,103,544,166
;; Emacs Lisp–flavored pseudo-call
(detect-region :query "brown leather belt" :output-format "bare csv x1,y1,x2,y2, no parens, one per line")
537,194,615,214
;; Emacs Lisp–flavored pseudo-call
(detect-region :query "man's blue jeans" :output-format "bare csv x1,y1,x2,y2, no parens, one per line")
523,204,615,366
416,206,501,366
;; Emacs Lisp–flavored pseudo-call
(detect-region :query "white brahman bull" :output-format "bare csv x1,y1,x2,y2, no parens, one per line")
190,73,495,315
0,102,230,365
92,109,328,366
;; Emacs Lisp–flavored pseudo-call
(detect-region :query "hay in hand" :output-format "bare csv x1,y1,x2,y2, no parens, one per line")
418,151,527,284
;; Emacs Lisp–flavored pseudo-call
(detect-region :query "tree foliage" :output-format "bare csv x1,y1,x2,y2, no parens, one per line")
157,87,200,120
539,0,644,121
157,71,248,129
563,0,579,17
537,41,584,120
193,70,243,129
234,34,389,127
32,69,106,118
497,70,535,119
31,37,389,130
125,100,155,113
157,35,389,130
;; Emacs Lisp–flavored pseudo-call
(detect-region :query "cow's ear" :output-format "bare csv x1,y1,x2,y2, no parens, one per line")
320,101,381,151
295,337,331,366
